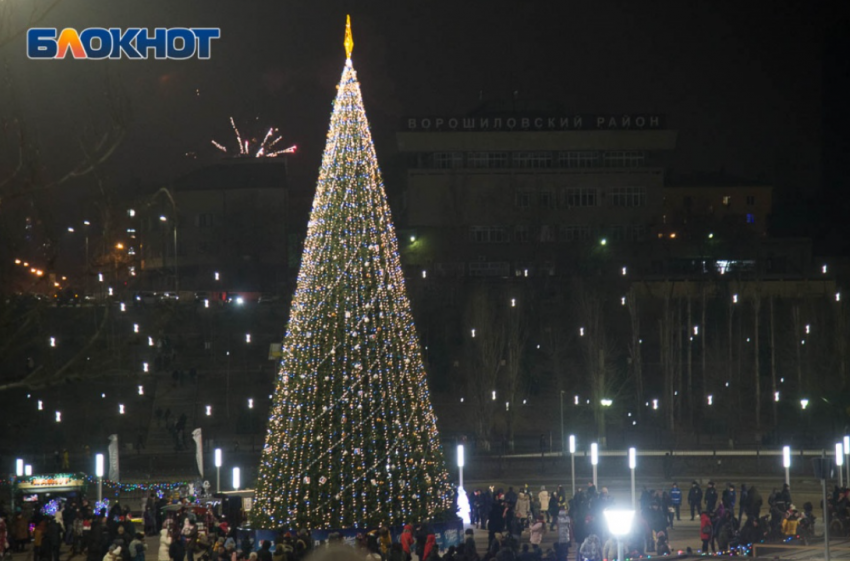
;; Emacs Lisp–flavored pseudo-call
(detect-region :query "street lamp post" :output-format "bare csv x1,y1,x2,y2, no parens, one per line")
782,446,791,487
215,449,222,493
837,443,845,488
591,442,599,489
560,391,565,457
569,435,576,497
456,444,471,524
95,454,104,502
12,458,23,516
457,444,465,489
603,510,635,561
628,447,637,510
844,436,850,487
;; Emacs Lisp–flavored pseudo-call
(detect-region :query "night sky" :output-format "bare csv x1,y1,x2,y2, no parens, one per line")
2,0,847,231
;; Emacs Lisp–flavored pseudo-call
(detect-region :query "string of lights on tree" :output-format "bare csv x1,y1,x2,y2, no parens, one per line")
251,16,452,530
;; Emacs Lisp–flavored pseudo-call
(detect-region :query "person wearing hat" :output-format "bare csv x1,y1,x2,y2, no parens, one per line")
688,481,703,520
704,481,718,513
781,506,799,538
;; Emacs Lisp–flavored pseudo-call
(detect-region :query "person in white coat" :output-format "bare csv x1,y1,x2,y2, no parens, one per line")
158,528,172,561
105,546,122,561
539,486,551,523
516,491,531,528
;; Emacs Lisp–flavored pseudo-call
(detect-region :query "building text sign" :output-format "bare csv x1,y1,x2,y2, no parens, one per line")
404,114,664,132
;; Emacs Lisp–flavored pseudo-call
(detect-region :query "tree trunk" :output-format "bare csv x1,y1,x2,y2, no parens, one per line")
753,294,761,438
687,296,694,430
770,295,777,426
628,290,644,422
793,303,803,393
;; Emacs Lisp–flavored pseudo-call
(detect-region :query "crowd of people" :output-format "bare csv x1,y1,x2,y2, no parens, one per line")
0,477,829,561
0,497,249,561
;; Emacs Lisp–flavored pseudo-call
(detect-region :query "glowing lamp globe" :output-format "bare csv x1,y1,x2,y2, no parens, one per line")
604,509,635,536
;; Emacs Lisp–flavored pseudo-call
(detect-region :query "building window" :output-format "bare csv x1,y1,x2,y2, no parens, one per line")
560,225,591,242
539,190,554,209
558,151,600,168
746,213,755,224
610,225,625,241
514,225,529,243
469,261,510,277
746,195,755,206
609,186,646,207
602,151,645,167
469,226,507,243
468,152,509,169
516,191,531,208
513,151,552,169
432,152,463,169
625,224,646,241
722,196,732,207
563,188,598,207
539,225,555,243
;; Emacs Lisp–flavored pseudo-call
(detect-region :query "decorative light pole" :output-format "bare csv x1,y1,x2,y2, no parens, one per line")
457,444,465,490
215,449,222,493
782,446,791,487
569,435,576,497
95,454,104,502
12,458,23,516
456,444,471,524
628,447,637,510
590,442,599,488
844,436,850,486
604,510,635,561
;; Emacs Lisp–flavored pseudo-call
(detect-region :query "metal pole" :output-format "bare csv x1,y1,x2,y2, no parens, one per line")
631,468,636,510
217,466,221,494
459,464,464,490
570,453,576,498
617,538,623,561
785,467,790,487
97,476,102,503
823,477,830,561
10,475,15,516
173,221,179,292
593,463,598,489
560,392,564,457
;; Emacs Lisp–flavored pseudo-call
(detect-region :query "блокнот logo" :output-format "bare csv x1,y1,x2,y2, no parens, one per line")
27,28,221,59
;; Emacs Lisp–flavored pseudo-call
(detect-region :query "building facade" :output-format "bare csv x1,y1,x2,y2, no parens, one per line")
138,158,309,293
397,106,677,278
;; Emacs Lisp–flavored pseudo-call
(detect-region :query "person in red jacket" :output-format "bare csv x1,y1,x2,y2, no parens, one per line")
699,511,715,553
400,525,414,561
422,535,437,561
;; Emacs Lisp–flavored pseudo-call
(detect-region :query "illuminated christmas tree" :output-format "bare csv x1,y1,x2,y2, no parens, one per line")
251,17,453,530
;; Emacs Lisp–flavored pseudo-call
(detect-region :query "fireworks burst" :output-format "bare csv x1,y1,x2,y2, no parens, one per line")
211,117,296,158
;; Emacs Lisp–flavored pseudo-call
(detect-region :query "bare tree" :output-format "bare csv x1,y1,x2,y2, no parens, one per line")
502,298,529,451
627,286,644,422
462,287,505,451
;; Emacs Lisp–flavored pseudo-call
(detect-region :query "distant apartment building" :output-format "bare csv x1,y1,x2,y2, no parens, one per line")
396,103,675,278
138,158,310,293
